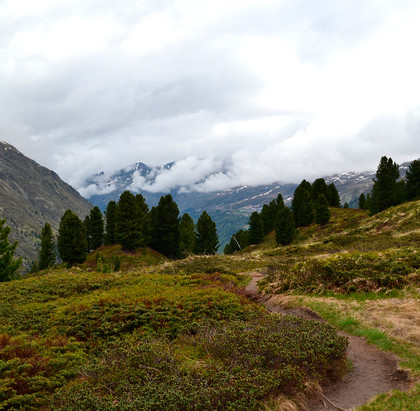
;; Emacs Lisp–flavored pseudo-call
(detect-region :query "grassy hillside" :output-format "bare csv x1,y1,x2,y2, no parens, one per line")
1,201,419,409
0,248,348,410
238,200,420,409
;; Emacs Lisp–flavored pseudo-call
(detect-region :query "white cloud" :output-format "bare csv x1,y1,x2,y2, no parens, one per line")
2,0,420,194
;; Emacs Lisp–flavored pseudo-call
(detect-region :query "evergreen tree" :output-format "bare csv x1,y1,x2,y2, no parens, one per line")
195,211,219,255
84,215,92,253
312,178,329,203
343,202,349,209
370,156,400,214
38,222,56,270
115,191,145,251
274,207,295,246
150,195,180,258
89,206,104,250
57,210,87,266
315,194,331,225
405,159,420,201
292,183,314,227
248,212,263,244
105,201,118,245
358,193,366,209
328,183,341,207
224,229,249,254
260,194,285,234
0,219,21,281
179,213,195,257
135,194,150,244
365,193,371,209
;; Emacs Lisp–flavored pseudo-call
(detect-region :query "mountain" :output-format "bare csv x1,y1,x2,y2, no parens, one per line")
0,142,92,269
81,159,415,249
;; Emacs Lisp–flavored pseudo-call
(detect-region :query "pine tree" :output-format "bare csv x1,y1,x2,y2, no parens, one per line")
0,219,21,281
105,201,118,245
224,229,249,254
115,191,146,251
89,206,104,250
274,207,295,246
136,194,150,244
312,178,329,203
38,222,56,270
248,212,263,244
315,194,331,225
84,215,92,253
195,211,219,255
260,194,284,234
405,159,420,201
328,183,341,207
358,193,366,209
57,210,87,266
292,183,314,227
179,213,195,257
150,195,180,258
370,156,400,214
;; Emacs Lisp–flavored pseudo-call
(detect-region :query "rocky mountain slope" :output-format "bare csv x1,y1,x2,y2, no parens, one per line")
0,141,92,269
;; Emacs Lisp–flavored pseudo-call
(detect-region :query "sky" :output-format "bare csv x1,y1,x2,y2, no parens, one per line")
2,0,420,196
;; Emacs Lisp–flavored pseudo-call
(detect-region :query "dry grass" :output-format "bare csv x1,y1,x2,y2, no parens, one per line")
362,295,420,346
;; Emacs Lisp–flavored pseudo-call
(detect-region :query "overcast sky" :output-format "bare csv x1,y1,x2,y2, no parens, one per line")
2,0,420,195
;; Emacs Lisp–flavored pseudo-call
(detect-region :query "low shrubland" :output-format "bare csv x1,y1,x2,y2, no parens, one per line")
260,248,419,294
0,264,347,409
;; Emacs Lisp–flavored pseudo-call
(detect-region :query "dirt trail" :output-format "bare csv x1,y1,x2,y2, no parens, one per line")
244,272,409,410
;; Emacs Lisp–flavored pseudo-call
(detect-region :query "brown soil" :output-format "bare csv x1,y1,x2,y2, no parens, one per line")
244,272,410,410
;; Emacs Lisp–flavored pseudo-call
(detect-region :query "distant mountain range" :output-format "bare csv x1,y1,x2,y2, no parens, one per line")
0,142,92,269
81,159,413,248
0,141,414,265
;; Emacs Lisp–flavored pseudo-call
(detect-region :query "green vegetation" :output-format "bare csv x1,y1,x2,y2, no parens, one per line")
274,207,295,246
179,213,196,257
0,252,347,410
37,222,56,270
195,211,219,255
0,219,21,281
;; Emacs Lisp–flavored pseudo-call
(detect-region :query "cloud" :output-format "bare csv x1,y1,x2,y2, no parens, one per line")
2,0,420,194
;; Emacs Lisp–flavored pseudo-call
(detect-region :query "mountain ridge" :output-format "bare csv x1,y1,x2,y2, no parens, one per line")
0,141,92,269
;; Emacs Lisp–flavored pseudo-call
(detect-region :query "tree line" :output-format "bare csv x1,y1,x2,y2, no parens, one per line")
225,178,340,253
358,157,420,214
34,191,219,269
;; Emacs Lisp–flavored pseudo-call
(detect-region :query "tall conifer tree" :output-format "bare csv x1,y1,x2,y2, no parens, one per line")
150,195,180,258
195,211,219,255
405,159,420,201
260,194,285,234
89,206,104,250
179,213,195,257
57,210,87,266
38,222,56,269
105,200,118,245
312,178,329,203
83,215,92,253
115,191,144,251
248,212,264,244
274,207,295,246
0,219,21,281
327,183,341,207
292,183,314,227
370,156,400,214
315,194,331,225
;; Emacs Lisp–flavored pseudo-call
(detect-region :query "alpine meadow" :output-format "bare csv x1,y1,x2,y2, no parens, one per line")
0,150,419,410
